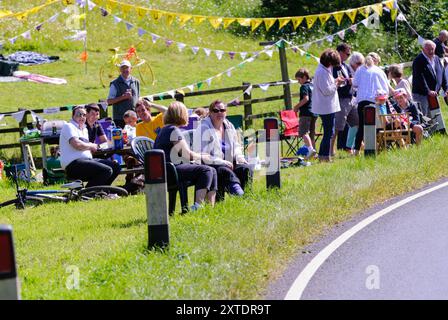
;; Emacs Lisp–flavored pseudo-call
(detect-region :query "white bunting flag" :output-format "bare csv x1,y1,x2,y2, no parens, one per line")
9,37,18,45
87,0,96,10
21,30,32,40
65,30,87,41
48,13,59,23
226,69,232,77
203,48,212,57
337,30,345,40
146,96,154,102
244,85,253,95
113,16,122,24
206,78,213,86
215,50,224,60
418,36,425,46
62,7,71,14
240,52,248,60
396,13,406,21
303,43,311,51
326,35,334,43
151,34,160,43
0,114,4,122
167,90,176,99
191,46,200,55
177,42,187,52
264,49,274,58
187,85,194,92
259,83,270,92
11,111,26,123
43,107,60,114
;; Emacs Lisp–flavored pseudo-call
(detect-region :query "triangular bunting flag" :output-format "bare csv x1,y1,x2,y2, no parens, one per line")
326,35,334,43
178,14,192,26
345,9,358,23
251,19,263,31
48,13,60,23
101,8,109,16
121,4,132,18
151,33,160,43
208,17,223,29
337,30,345,40
203,48,211,56
333,11,344,25
259,83,270,91
390,8,398,22
349,24,357,33
303,43,311,51
35,23,43,31
418,36,425,46
315,39,324,47
228,52,236,59
177,89,185,96
165,39,174,47
244,85,253,95
138,28,146,37
358,6,371,18
197,82,203,89
292,17,304,29
240,52,248,60
113,16,122,24
264,18,277,31
385,0,394,10
9,37,18,45
206,78,212,86
264,49,274,58
11,111,26,123
223,18,235,29
125,22,134,31
166,14,175,26
318,14,331,26
226,69,232,77
146,96,154,102
278,18,290,30
150,10,163,22
137,7,147,19
396,13,406,21
87,0,95,11
187,85,194,92
177,43,186,52
237,18,251,27
305,15,318,29
193,16,206,25
371,3,383,16
21,30,31,40
191,46,200,55
215,50,224,60
167,90,175,99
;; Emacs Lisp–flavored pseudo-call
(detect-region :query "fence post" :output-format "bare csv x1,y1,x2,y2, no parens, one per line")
175,92,184,103
243,82,253,129
18,108,29,161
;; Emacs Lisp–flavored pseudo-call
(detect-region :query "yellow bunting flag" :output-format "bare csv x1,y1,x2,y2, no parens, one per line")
318,14,331,26
251,19,263,31
137,7,147,19
371,3,383,16
292,17,303,29
223,18,235,29
358,6,371,18
16,12,28,21
332,11,345,25
0,10,12,18
237,18,251,27
177,89,185,96
385,0,395,10
62,0,75,5
278,18,291,30
150,10,163,22
305,15,317,29
178,14,192,26
193,16,206,25
109,0,118,11
345,9,358,23
390,8,398,22
166,14,175,25
208,17,223,29
121,4,132,18
264,18,277,31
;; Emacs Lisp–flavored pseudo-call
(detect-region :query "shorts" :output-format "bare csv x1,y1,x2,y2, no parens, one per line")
335,97,359,131
299,116,317,137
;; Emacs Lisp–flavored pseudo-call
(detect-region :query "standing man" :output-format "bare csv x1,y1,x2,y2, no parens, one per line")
433,30,448,59
412,40,448,117
107,60,140,128
331,43,358,155
85,103,107,144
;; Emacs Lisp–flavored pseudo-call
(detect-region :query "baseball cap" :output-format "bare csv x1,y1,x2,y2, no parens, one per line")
119,60,132,68
375,89,387,100
393,88,407,98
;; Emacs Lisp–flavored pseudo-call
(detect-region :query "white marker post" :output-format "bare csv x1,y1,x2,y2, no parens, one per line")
144,150,169,249
364,105,377,157
428,95,446,134
264,118,281,189
0,225,20,300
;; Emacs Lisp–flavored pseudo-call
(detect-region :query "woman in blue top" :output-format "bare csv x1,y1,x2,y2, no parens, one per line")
154,102,217,210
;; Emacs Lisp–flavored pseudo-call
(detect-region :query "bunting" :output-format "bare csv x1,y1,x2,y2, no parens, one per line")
0,0,60,21
91,0,397,31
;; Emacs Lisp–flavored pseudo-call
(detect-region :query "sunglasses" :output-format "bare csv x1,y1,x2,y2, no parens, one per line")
76,112,87,117
212,108,227,113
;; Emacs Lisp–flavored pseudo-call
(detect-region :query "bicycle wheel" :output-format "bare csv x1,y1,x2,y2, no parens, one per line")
99,63,119,88
134,59,155,86
0,198,20,209
77,186,128,200
0,196,44,209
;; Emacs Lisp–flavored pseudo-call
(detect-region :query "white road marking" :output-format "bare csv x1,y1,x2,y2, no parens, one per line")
284,180,448,300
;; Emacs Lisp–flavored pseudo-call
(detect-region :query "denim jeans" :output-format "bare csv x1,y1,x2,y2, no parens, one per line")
319,113,336,157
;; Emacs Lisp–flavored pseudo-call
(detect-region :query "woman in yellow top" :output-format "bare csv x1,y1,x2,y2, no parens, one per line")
135,99,167,140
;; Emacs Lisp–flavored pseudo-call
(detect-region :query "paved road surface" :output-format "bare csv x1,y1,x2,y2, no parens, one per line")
267,180,448,300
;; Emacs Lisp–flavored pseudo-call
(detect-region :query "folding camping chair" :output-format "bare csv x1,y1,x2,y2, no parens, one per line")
279,110,302,157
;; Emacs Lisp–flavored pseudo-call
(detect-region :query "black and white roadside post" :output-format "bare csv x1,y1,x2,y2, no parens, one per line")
428,96,446,134
364,105,377,157
144,150,169,249
0,225,20,300
264,118,281,189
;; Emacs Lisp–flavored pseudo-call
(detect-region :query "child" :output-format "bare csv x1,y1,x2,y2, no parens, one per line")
123,110,138,142
294,68,317,159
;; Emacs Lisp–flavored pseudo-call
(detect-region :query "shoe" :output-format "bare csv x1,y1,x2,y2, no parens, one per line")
228,182,244,196
306,147,317,159
190,202,203,211
294,158,312,167
104,193,120,200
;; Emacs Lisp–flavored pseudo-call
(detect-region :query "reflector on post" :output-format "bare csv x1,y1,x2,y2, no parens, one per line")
264,117,281,189
0,225,20,300
144,150,169,249
428,95,446,134
364,105,377,157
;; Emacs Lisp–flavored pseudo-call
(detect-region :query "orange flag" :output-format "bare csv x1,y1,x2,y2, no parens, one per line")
79,51,88,62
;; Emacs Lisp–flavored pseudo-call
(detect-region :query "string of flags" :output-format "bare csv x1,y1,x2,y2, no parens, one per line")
0,0,60,21
395,8,427,46
91,0,398,32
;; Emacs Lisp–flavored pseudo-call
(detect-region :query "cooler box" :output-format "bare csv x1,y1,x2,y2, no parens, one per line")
41,120,66,136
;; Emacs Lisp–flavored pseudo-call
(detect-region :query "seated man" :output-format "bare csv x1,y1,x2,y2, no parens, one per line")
85,103,107,144
135,99,167,140
391,88,424,145
59,105,121,187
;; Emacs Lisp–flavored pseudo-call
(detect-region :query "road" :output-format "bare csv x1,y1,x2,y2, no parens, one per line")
267,179,448,300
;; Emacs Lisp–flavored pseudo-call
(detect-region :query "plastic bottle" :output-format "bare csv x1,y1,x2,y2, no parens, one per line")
52,122,57,135
112,127,123,150
122,129,128,145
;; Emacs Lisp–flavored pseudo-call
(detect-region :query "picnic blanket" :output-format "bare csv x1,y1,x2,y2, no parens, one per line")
12,71,67,85
5,51,59,66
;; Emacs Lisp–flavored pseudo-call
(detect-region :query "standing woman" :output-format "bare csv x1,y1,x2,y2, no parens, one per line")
154,101,218,210
352,52,392,155
311,49,345,162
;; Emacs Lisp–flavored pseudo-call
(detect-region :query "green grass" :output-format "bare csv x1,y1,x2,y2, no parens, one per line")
2,135,448,299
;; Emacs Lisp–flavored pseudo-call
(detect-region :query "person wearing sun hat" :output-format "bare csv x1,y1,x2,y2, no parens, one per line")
106,59,140,128
392,88,424,145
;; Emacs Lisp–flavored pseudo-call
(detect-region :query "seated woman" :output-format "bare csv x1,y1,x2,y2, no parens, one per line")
195,99,253,197
154,102,217,210
59,105,121,187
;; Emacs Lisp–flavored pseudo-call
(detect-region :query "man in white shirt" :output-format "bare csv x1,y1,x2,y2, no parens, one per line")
59,105,121,187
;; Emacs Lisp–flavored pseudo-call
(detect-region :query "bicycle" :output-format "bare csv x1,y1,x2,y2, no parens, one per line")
99,44,155,88
0,167,129,210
